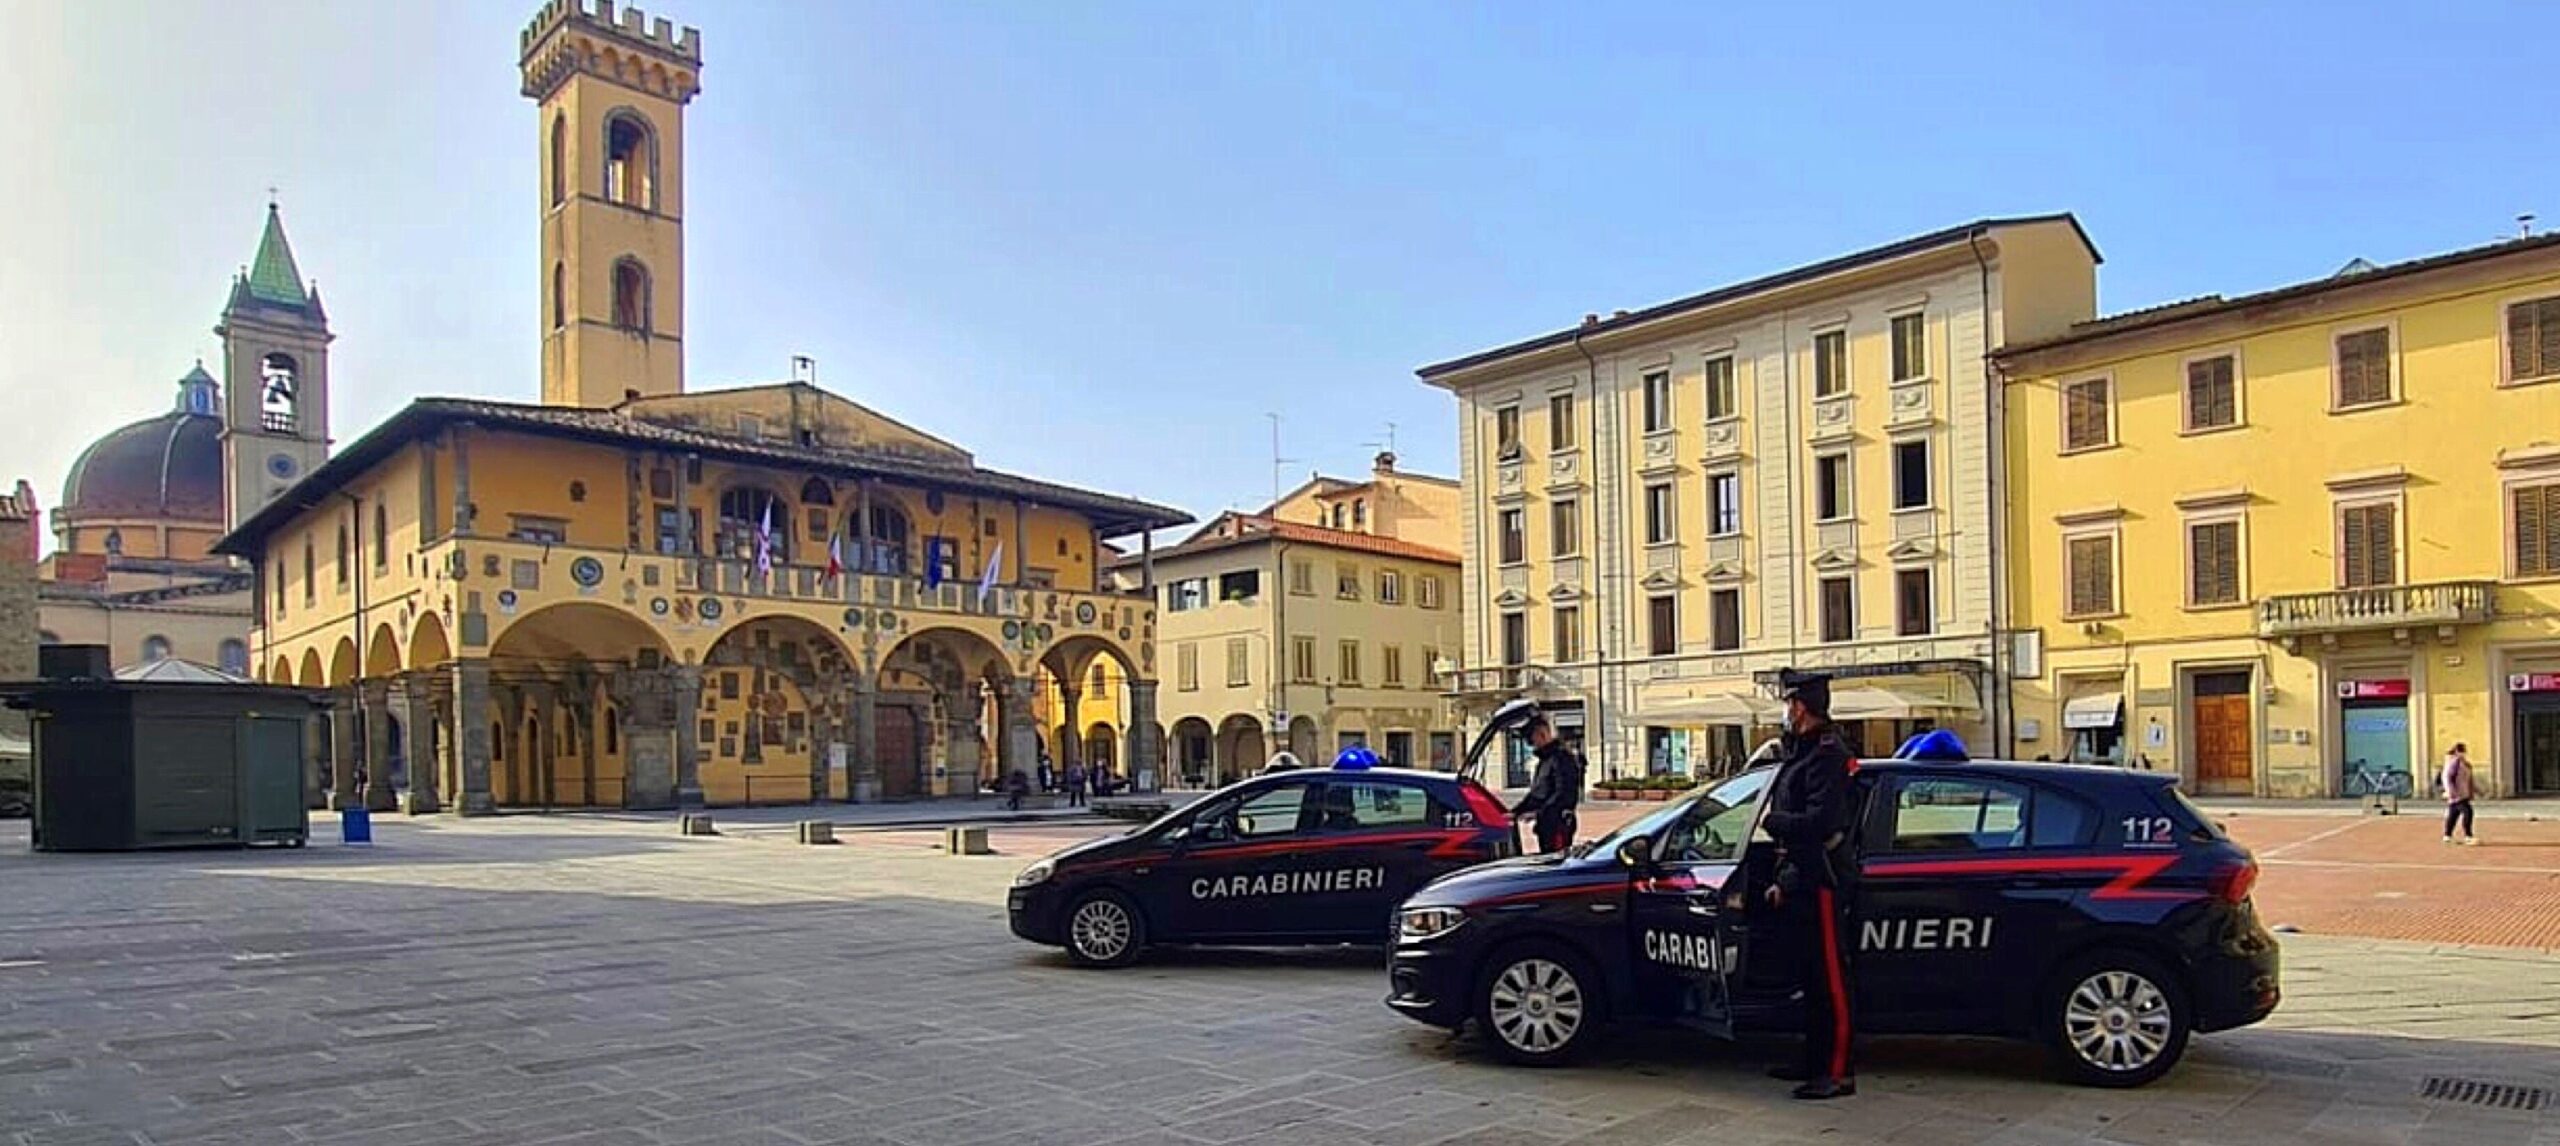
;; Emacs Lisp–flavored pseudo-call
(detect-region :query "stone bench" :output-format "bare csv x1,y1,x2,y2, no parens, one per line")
943,826,991,855
678,813,717,836
796,820,836,845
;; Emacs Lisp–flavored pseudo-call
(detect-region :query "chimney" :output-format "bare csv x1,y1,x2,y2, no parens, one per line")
1581,313,1600,327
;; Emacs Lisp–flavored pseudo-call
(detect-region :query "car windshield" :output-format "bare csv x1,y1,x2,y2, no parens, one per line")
1580,767,1774,859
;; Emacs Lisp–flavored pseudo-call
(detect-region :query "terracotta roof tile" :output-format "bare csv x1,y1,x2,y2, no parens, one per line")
1134,514,1458,566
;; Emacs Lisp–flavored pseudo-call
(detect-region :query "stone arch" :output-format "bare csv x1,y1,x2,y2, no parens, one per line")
489,603,674,810
880,625,1017,796
269,654,293,685
1084,720,1119,773
365,622,403,679
1287,715,1321,763
1215,713,1266,789
699,615,860,805
1169,716,1214,788
409,611,453,671
489,602,669,672
297,648,325,688
327,637,360,688
602,106,658,210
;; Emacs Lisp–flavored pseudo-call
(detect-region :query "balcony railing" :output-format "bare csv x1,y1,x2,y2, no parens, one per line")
2255,580,2497,639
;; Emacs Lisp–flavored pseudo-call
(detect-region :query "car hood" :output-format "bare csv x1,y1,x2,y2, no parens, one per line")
1045,830,1145,869
1403,850,1629,908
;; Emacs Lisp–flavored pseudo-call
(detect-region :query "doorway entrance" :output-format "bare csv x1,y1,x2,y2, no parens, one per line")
2189,670,2254,795
2518,685,2560,795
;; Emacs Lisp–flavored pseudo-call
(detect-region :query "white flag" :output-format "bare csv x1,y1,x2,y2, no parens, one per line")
977,543,1003,610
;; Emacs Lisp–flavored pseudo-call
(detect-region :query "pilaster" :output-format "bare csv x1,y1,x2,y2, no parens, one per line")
671,665,705,807
454,659,496,815
1126,680,1161,791
398,671,442,814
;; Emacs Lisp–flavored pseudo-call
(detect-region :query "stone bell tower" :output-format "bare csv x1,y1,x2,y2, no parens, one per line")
520,0,701,408
216,201,334,531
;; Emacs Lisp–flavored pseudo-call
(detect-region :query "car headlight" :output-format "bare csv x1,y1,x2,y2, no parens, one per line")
1012,860,1054,888
1397,906,1467,943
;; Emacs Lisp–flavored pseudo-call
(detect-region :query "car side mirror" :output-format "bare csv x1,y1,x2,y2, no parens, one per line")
1615,835,1654,870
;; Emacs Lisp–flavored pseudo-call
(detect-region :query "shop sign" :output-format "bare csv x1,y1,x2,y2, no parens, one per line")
2336,679,2410,701
2510,673,2560,693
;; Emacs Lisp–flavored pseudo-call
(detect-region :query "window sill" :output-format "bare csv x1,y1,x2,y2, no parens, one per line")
1705,413,1745,428
2507,572,2560,586
1891,374,1933,387
2180,420,2246,438
1891,503,1934,516
1642,427,1680,441
2183,601,2252,614
1645,539,1681,551
2062,612,2129,623
2328,397,2404,416
2503,373,2560,389
1815,515,1855,526
1706,530,1742,541
2059,442,2121,457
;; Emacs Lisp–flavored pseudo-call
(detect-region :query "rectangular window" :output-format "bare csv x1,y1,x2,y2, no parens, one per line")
1819,577,1854,643
2509,296,2560,383
1707,472,1741,537
1647,595,1678,656
1496,406,1521,454
2067,534,2117,617
1499,509,1526,565
1336,562,1361,600
1377,569,1403,604
1289,558,1314,595
1177,643,1200,691
1219,569,1260,601
2517,482,2560,578
1891,312,1927,382
654,504,682,554
1892,439,1930,510
1704,355,1737,420
1816,453,1850,521
1291,636,1318,683
2185,355,2238,430
2188,520,2243,606
1500,612,1528,667
1896,568,1933,636
1549,393,1577,451
1553,605,1582,663
1645,482,1675,545
1710,588,1742,651
1338,640,1363,685
1550,498,1580,557
1383,645,1405,687
2065,378,2113,451
1813,329,1849,397
2339,502,2398,589
1642,369,1673,433
1167,578,1207,612
2335,328,2394,408
1225,637,1251,687
1419,575,1444,609
1422,647,1440,686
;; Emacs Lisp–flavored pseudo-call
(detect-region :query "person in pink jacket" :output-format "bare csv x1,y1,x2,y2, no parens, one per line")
2440,743,2479,846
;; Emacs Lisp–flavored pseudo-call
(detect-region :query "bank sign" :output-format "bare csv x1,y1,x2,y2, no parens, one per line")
2510,673,2560,694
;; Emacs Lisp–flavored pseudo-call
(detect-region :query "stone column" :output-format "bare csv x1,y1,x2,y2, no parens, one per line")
940,690,983,796
398,672,442,814
1002,677,1041,788
304,707,328,810
360,679,398,812
578,697,600,808
454,659,496,815
671,666,705,807
1056,683,1083,772
328,688,361,810
848,678,880,803
612,670,677,810
1126,680,1161,792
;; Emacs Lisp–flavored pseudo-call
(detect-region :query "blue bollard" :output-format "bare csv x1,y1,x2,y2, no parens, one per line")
341,805,373,845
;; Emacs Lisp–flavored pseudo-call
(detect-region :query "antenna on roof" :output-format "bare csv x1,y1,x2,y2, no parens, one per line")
1267,413,1298,510
2522,213,2539,239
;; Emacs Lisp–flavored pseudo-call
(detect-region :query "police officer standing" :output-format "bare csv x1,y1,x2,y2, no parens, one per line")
1509,714,1584,854
1761,670,1858,1100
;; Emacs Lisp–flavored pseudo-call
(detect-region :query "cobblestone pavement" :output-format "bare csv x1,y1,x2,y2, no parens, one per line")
4,814,2559,1146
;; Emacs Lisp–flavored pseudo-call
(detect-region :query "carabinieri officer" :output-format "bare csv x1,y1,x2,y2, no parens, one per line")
1509,712,1585,854
1761,670,1858,1100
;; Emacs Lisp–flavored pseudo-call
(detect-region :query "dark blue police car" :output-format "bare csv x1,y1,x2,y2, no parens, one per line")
1384,735,2279,1087
1009,702,1547,968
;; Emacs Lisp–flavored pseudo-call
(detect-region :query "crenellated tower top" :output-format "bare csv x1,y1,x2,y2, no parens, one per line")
520,0,702,103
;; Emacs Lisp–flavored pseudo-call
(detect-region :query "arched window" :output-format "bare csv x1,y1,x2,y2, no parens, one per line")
1353,499,1367,531
863,502,911,574
373,502,388,572
800,478,833,506
260,353,298,432
218,639,249,677
612,259,650,332
604,113,656,209
103,529,123,555
140,635,172,663
717,487,790,563
549,114,567,207
551,261,566,330
605,707,620,755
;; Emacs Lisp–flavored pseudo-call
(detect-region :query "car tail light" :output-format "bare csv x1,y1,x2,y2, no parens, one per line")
2209,857,2259,904
1458,779,1511,830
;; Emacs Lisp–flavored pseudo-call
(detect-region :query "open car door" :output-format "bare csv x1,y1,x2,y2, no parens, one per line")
1620,768,1774,1038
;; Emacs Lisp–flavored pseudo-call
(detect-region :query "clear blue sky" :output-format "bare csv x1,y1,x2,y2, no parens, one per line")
4,0,2547,539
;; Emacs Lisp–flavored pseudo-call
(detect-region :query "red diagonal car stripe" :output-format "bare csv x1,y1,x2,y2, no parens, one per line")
1862,854,2193,901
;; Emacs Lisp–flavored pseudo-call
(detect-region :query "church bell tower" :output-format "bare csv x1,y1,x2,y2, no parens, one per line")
216,202,333,532
521,0,701,408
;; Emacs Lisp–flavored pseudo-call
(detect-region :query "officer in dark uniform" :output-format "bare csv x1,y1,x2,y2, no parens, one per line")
1509,714,1585,854
1760,670,1859,1100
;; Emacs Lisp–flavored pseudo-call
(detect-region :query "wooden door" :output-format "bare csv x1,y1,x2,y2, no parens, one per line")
2191,672,2254,793
874,706,920,799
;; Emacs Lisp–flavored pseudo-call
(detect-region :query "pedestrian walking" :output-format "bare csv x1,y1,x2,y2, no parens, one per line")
1508,714,1584,854
1063,762,1088,807
1760,669,1858,1100
1037,756,1053,794
1004,768,1029,812
2441,742,2479,846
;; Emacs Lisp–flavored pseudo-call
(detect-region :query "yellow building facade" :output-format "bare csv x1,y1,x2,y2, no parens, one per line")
213,0,1187,813
1999,235,2560,799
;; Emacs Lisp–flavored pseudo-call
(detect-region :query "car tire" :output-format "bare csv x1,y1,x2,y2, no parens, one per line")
2043,949,2192,1088
1474,941,1599,1066
1062,889,1146,969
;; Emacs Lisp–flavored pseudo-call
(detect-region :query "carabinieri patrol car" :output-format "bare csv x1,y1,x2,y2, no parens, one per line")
1384,733,2280,1087
1009,701,1548,968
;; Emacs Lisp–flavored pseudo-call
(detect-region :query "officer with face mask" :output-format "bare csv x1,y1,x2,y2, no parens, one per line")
1509,713,1585,854
1760,669,1858,1100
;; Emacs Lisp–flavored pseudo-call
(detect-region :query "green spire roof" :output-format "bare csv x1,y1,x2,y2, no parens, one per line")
245,202,309,308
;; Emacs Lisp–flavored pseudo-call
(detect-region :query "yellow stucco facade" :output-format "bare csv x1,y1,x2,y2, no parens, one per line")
2000,236,2560,799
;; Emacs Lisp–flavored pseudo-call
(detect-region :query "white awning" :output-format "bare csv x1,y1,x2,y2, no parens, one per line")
2062,691,2125,730
1831,676,1983,721
1636,692,1781,725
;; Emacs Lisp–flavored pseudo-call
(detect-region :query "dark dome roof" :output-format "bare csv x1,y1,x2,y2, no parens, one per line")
59,409,225,524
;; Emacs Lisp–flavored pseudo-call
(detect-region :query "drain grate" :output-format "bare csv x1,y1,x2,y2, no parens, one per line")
2420,1076,2547,1112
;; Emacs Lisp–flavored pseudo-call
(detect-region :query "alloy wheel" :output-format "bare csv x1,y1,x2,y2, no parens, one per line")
2063,969,2174,1074
1069,898,1132,962
1487,957,1586,1055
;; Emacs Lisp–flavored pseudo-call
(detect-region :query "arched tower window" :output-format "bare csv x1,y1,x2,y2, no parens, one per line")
863,503,911,575
103,529,123,556
612,259,651,333
141,635,172,663
716,487,790,563
218,639,249,677
260,353,300,432
549,114,567,207
551,262,566,330
604,113,656,209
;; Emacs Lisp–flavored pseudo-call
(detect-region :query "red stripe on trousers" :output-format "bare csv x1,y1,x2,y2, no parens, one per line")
1815,886,1850,1080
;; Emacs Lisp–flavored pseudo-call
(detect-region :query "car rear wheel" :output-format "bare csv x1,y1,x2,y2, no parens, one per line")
2045,950,2191,1088
1476,942,1597,1065
1063,889,1145,969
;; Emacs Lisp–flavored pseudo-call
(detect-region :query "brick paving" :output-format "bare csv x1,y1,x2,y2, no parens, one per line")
4,814,2560,1144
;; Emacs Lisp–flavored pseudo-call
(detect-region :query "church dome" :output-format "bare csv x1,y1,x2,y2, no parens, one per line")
57,364,226,525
